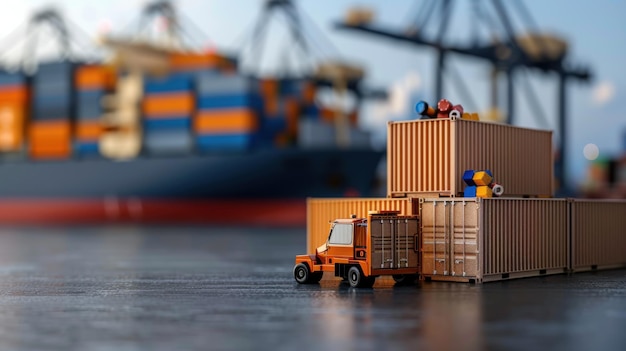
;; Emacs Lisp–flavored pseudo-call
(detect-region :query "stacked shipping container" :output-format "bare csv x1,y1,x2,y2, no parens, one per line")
419,198,570,283
387,119,554,198
29,61,75,159
74,64,116,157
0,72,29,153
194,73,260,151
143,73,195,154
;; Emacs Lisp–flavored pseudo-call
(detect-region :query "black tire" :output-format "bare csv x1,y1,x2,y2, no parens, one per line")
294,263,314,284
392,274,418,286
348,266,373,288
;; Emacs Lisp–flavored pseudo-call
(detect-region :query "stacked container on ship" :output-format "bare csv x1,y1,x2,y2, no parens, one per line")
74,64,116,157
0,71,29,156
29,61,76,160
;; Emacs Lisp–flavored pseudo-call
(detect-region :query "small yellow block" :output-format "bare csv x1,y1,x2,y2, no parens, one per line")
476,186,493,198
473,171,493,186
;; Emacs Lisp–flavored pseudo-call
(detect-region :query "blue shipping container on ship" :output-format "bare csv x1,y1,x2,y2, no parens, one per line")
143,118,191,132
260,115,287,136
33,78,72,96
278,79,302,97
37,61,76,76
197,93,262,110
75,141,100,157
76,90,105,120
144,73,195,94
0,72,27,86
301,104,321,119
196,134,256,152
32,92,73,120
144,129,193,154
196,73,256,95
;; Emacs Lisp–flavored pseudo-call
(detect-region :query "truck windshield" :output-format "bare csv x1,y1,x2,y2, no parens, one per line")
328,223,353,245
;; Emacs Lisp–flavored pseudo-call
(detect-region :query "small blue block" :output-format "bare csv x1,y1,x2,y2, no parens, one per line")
464,186,477,197
415,101,427,114
463,170,476,186
485,169,493,178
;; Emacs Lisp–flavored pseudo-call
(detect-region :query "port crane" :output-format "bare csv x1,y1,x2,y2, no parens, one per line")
336,0,592,194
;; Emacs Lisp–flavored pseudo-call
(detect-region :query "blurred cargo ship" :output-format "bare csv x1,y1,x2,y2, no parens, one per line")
0,2,383,225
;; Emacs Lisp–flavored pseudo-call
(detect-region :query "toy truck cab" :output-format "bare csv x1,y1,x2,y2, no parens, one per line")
294,211,420,288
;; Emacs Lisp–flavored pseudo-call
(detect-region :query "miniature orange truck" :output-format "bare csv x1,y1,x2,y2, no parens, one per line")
294,211,420,288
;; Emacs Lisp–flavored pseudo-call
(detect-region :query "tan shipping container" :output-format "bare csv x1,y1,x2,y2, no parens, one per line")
370,214,420,272
420,197,569,283
307,197,415,254
571,199,626,272
387,119,554,198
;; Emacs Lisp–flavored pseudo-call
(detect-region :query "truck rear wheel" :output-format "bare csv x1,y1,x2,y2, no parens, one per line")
294,263,320,284
348,266,375,288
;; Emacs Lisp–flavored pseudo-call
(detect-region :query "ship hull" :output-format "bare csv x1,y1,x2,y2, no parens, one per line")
0,148,383,225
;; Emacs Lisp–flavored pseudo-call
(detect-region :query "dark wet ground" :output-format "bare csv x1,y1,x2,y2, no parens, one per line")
0,226,624,351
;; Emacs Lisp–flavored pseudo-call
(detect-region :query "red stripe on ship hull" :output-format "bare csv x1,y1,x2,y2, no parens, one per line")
0,199,307,226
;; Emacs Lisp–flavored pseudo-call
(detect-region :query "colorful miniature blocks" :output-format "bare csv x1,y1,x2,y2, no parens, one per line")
473,171,493,186
476,186,493,198
463,170,476,186
464,185,477,197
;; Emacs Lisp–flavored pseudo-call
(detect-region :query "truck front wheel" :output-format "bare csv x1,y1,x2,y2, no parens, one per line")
294,263,321,284
348,266,375,288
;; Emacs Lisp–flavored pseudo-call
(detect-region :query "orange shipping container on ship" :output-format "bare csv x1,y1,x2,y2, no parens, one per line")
194,109,258,134
320,107,335,123
301,81,316,105
75,65,117,90
285,97,300,135
170,52,234,71
260,79,280,116
0,85,29,103
29,120,71,141
29,120,72,159
76,121,103,141
29,143,72,159
143,93,194,117
0,102,26,150
260,79,279,99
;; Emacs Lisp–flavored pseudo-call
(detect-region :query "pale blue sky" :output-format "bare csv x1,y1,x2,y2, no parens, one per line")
2,0,625,187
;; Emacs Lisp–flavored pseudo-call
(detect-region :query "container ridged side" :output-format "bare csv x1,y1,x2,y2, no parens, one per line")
420,198,568,283
388,119,553,197
571,200,626,272
307,198,414,254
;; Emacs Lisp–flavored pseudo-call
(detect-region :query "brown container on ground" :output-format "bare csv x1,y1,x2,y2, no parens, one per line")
420,197,569,283
307,197,416,254
571,199,626,272
387,119,554,198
